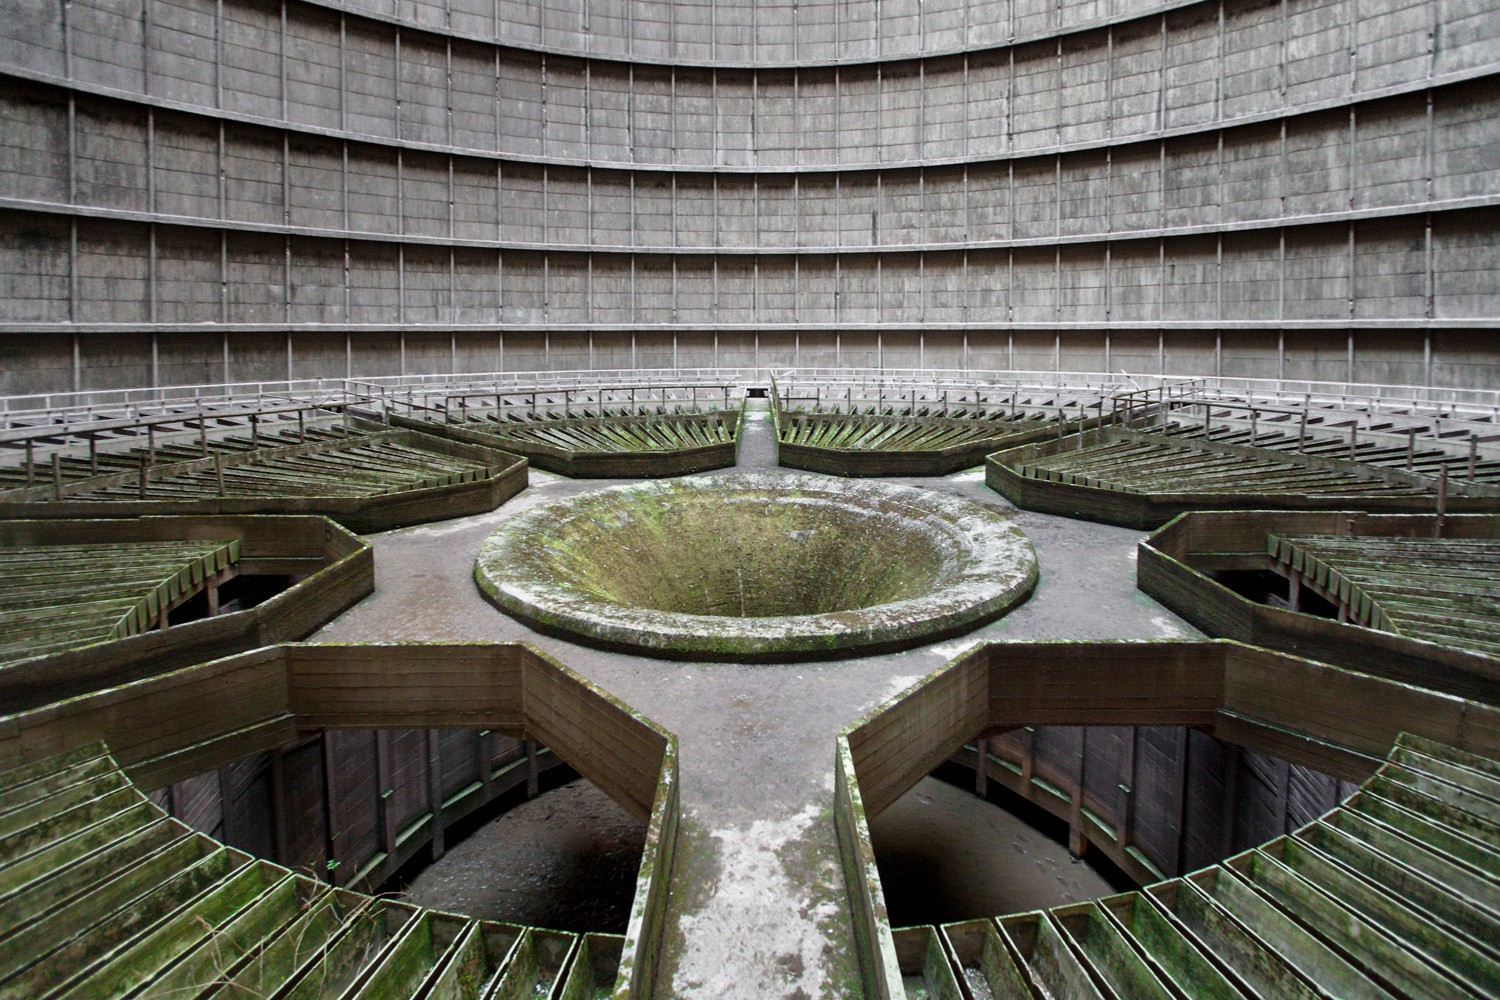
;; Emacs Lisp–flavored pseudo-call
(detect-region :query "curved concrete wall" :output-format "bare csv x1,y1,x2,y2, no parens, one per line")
1,0,1498,392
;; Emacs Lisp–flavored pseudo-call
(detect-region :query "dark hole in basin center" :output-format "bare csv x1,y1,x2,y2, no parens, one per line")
549,495,954,618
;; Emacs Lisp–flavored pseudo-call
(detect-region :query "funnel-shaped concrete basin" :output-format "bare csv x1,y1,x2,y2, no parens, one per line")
475,473,1037,660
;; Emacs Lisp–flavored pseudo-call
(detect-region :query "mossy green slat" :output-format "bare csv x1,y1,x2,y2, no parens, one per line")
1191,867,1393,999
1145,879,1322,1000
1097,894,1247,999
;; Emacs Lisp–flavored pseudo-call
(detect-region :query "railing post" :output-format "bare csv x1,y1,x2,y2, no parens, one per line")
1436,465,1449,538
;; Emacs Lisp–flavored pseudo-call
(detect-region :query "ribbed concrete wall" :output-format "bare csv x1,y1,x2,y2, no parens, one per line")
1,0,1498,392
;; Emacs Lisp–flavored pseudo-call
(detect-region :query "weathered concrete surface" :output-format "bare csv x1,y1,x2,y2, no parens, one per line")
475,471,1037,660
312,402,1198,999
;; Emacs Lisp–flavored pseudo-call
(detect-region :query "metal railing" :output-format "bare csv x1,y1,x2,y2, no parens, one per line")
3,366,1495,464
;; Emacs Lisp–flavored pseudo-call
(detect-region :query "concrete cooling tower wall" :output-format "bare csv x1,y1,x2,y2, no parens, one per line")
1,0,1498,393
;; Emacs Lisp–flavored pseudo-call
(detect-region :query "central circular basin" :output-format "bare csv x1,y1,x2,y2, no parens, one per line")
475,473,1037,660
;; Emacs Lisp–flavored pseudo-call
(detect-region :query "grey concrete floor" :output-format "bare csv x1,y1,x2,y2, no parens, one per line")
311,400,1198,1000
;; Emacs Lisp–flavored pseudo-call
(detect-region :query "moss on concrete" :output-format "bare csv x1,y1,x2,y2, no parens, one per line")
474,473,1038,661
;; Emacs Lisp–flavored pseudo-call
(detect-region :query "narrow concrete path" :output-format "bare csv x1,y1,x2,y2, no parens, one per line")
312,406,1197,999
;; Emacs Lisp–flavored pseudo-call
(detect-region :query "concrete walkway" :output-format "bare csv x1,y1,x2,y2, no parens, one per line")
312,401,1197,1000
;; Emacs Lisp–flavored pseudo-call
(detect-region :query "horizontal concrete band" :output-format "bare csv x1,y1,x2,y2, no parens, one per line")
7,72,1495,250
178,0,1211,70
5,329,1492,399
3,0,1494,172
8,210,1498,328
11,195,1499,259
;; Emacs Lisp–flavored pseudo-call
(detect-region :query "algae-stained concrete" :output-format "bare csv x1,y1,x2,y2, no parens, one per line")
474,472,1038,660
313,408,1200,1000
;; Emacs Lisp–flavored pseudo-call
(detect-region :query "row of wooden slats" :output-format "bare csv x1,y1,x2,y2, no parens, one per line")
909,733,1500,1000
778,414,1023,452
1021,438,1433,497
0,743,617,1000
1168,424,1500,485
484,412,733,455
1269,534,1500,657
0,427,351,491
0,539,239,665
62,439,488,501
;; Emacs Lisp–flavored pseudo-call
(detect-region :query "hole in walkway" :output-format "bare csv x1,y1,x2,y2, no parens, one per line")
392,771,648,934
868,765,1134,928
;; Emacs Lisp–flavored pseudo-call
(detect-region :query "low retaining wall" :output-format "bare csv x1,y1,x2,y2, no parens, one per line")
0,515,372,707
986,430,1500,529
393,411,739,478
1139,510,1500,701
0,429,528,534
835,639,1500,999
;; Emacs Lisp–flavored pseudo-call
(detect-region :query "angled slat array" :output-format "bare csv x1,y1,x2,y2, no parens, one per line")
1270,534,1500,657
1168,424,1500,487
0,743,612,1000
50,437,491,501
0,539,238,666
0,425,353,492
914,734,1500,999
777,414,1040,454
1019,437,1434,498
483,412,734,456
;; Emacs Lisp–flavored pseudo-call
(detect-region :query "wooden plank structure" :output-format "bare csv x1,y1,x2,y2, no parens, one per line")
393,409,742,478
0,642,679,1000
0,427,528,534
0,516,373,710
0,741,607,1000
1140,511,1500,702
836,640,1500,1000
1267,534,1500,657
1166,421,1500,488
770,377,1111,477
0,538,239,664
987,428,1500,529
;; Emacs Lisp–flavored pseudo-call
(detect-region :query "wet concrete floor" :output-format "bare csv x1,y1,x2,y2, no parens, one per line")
311,399,1200,999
